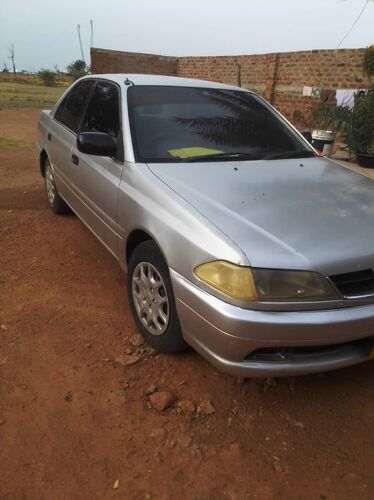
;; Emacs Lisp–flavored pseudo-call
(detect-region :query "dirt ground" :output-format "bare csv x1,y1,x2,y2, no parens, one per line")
1,108,374,500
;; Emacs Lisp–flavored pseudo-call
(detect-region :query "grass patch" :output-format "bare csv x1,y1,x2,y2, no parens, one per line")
0,72,72,87
0,81,68,109
0,137,33,149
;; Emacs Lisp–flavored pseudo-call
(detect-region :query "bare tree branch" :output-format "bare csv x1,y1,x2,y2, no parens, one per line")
8,43,16,74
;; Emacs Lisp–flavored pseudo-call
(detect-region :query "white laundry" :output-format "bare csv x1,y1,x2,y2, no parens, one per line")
335,89,357,109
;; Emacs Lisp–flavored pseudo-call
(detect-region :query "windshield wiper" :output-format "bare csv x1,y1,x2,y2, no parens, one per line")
185,152,265,162
264,150,316,160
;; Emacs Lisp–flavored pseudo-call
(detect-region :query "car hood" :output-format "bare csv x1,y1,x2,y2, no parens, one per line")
147,157,374,276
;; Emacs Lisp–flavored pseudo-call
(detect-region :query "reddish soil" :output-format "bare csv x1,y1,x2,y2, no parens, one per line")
1,108,374,500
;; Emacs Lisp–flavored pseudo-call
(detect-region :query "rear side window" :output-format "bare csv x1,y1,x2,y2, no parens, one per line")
54,80,94,133
54,94,68,123
81,81,121,138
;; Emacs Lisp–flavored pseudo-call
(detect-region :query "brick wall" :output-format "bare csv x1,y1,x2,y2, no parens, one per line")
177,53,278,100
177,49,368,126
272,49,367,126
91,48,178,76
91,47,369,126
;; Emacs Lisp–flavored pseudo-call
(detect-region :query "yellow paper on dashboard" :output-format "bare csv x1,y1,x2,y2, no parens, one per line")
168,147,223,159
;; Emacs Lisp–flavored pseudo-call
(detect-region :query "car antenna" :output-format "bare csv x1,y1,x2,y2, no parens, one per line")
124,78,135,86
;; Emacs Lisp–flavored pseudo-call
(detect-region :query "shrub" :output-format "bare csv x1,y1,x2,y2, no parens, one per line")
38,69,57,87
343,90,374,155
363,46,374,80
69,68,89,81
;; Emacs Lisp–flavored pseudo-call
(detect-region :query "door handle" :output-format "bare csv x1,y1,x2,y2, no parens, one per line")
71,154,79,166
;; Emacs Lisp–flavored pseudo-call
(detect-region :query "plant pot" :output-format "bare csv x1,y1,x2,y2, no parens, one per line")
311,130,336,158
356,153,374,168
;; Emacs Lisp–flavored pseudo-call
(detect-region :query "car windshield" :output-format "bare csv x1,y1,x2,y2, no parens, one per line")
127,85,314,163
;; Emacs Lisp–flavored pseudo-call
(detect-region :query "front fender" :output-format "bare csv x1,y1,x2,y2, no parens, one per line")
117,162,248,282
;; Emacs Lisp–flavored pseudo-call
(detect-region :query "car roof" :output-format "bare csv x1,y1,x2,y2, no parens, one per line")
82,73,249,92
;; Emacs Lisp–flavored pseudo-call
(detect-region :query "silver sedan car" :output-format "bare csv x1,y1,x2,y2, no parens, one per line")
36,74,374,377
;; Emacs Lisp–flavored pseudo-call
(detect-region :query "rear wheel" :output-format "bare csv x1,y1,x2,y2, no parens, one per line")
44,159,71,214
127,240,188,353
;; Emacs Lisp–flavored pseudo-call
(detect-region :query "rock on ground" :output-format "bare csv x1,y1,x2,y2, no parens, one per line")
149,391,175,411
145,384,158,395
115,354,141,366
129,334,144,347
197,399,215,415
177,400,196,414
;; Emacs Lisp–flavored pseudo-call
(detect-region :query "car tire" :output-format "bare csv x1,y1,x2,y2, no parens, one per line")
127,240,188,353
44,159,71,215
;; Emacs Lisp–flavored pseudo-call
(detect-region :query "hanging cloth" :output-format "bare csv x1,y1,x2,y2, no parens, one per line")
303,86,313,97
335,89,357,109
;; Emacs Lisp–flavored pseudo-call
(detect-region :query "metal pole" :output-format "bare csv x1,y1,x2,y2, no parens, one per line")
90,20,94,48
77,24,85,62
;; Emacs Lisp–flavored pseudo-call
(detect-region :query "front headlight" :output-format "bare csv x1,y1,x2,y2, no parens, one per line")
194,261,258,301
252,268,338,301
194,261,338,303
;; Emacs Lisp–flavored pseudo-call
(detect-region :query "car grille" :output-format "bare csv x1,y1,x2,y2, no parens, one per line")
246,336,374,362
329,269,374,298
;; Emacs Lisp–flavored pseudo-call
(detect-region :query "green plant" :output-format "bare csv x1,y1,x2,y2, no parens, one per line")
337,47,374,156
67,59,87,73
69,69,88,81
38,69,57,87
343,90,374,155
363,45,374,80
311,104,351,133
67,59,89,80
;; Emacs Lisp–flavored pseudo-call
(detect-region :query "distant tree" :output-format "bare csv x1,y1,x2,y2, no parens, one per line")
53,64,60,77
8,43,16,73
2,62,9,73
67,59,89,80
67,59,87,72
38,69,57,87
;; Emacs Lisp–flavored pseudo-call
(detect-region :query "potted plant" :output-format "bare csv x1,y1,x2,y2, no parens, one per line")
311,104,351,157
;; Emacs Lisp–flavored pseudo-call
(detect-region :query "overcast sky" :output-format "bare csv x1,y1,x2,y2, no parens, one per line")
0,0,373,71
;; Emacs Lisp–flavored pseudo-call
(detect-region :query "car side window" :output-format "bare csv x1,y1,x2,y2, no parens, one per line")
81,81,121,137
54,80,95,133
81,81,123,160
54,94,68,123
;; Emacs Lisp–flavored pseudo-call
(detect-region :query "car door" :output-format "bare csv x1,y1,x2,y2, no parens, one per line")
70,80,124,258
47,79,95,206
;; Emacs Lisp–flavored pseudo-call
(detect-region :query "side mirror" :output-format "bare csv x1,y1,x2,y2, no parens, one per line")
300,130,312,144
77,132,117,156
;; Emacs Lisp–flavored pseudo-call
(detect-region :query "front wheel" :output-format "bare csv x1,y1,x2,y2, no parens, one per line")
127,241,188,353
44,160,71,214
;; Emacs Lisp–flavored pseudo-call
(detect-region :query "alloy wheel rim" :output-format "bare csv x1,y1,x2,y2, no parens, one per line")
45,164,55,205
131,262,170,335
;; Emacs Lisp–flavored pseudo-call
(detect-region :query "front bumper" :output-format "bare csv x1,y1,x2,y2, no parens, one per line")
170,269,374,377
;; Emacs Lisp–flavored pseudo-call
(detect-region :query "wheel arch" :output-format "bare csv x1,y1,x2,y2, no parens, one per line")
125,228,169,267
39,149,49,177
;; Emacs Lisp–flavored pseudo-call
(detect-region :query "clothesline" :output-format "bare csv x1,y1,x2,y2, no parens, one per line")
302,86,369,109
